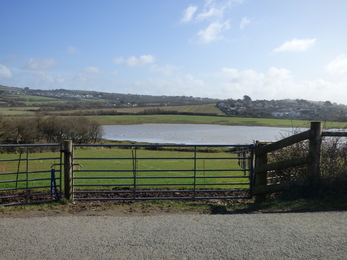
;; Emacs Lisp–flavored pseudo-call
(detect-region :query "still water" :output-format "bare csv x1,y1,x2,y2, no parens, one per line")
103,124,303,145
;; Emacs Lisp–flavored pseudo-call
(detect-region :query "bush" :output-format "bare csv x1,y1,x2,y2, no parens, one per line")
0,115,104,144
267,133,347,199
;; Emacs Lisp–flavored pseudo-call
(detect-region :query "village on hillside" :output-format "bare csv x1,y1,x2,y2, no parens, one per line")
217,95,347,121
1,86,347,121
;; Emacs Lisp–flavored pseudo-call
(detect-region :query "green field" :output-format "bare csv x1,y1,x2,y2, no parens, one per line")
0,150,62,192
0,107,41,115
1,94,66,106
0,146,250,194
89,114,345,128
73,146,249,190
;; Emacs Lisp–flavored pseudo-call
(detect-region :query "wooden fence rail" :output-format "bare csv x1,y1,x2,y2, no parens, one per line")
253,121,347,202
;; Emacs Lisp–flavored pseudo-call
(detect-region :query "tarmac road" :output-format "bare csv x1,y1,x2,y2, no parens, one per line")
1,211,347,259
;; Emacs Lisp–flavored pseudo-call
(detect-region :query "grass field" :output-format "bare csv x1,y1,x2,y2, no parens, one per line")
44,103,225,116
1,98,346,129
0,150,62,193
0,146,251,194
88,114,345,128
73,146,250,190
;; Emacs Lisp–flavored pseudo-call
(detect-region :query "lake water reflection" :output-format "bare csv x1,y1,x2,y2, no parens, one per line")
103,124,302,144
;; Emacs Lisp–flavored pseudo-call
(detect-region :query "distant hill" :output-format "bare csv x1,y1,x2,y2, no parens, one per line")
1,85,347,122
0,85,222,116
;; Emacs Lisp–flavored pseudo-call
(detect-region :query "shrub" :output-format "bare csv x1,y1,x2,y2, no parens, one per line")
267,132,347,199
0,115,104,144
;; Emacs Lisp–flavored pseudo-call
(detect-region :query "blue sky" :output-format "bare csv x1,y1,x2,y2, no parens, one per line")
1,0,347,104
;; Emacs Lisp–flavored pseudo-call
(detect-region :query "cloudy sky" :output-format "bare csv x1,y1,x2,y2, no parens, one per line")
1,0,347,103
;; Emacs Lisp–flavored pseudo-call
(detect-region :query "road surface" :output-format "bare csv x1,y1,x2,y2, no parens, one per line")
1,211,347,259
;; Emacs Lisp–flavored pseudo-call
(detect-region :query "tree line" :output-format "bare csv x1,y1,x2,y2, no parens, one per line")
0,115,103,144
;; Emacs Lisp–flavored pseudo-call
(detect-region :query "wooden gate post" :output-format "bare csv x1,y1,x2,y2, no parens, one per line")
63,140,73,201
254,151,267,203
308,122,322,187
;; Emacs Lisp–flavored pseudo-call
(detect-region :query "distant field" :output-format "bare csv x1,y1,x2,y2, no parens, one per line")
0,103,224,116
46,104,224,116
3,94,63,104
89,114,344,128
1,101,346,129
0,94,109,109
174,104,224,115
0,107,40,115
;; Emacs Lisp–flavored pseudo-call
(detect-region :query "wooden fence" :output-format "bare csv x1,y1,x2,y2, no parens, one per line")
253,121,347,202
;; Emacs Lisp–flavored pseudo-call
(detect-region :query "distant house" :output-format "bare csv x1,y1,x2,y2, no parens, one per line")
287,111,300,117
272,112,283,117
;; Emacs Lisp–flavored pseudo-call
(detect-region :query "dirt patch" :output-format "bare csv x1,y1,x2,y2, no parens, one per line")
1,187,250,204
0,188,253,218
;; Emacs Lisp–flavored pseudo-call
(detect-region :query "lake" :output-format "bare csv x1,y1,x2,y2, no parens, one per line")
103,124,304,144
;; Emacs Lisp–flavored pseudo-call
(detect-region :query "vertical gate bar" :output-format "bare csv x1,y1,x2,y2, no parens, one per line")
243,151,247,176
71,143,74,200
132,148,137,199
60,143,63,198
249,145,254,198
25,147,29,204
203,160,206,189
15,153,22,189
193,146,197,198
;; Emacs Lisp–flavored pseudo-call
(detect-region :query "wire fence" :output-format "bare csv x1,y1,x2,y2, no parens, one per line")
0,143,62,206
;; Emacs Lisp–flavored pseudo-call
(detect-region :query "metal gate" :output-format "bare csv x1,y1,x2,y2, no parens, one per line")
72,144,254,201
0,143,63,206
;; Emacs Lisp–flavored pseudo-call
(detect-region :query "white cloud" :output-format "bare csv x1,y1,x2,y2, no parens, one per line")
274,38,316,52
72,71,101,88
112,70,118,76
180,0,244,43
212,66,347,103
129,74,207,97
84,66,100,74
240,16,250,29
197,7,224,21
70,67,102,88
217,68,265,92
214,67,296,100
196,0,244,21
197,20,231,43
150,64,178,76
67,46,78,54
0,64,12,79
104,66,347,104
181,5,198,23
24,58,57,70
196,0,231,21
115,55,155,67
326,55,347,76
34,71,65,85
267,67,291,79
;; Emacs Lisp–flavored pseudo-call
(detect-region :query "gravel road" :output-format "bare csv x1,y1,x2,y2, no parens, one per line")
1,211,347,259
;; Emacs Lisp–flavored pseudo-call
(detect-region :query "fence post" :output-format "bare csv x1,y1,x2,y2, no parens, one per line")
63,140,73,201
308,122,322,187
254,148,267,203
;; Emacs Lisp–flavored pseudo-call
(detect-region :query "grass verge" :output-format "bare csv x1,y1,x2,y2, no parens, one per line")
1,196,347,217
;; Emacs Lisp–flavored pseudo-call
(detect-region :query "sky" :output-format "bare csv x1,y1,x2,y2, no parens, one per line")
1,0,347,104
